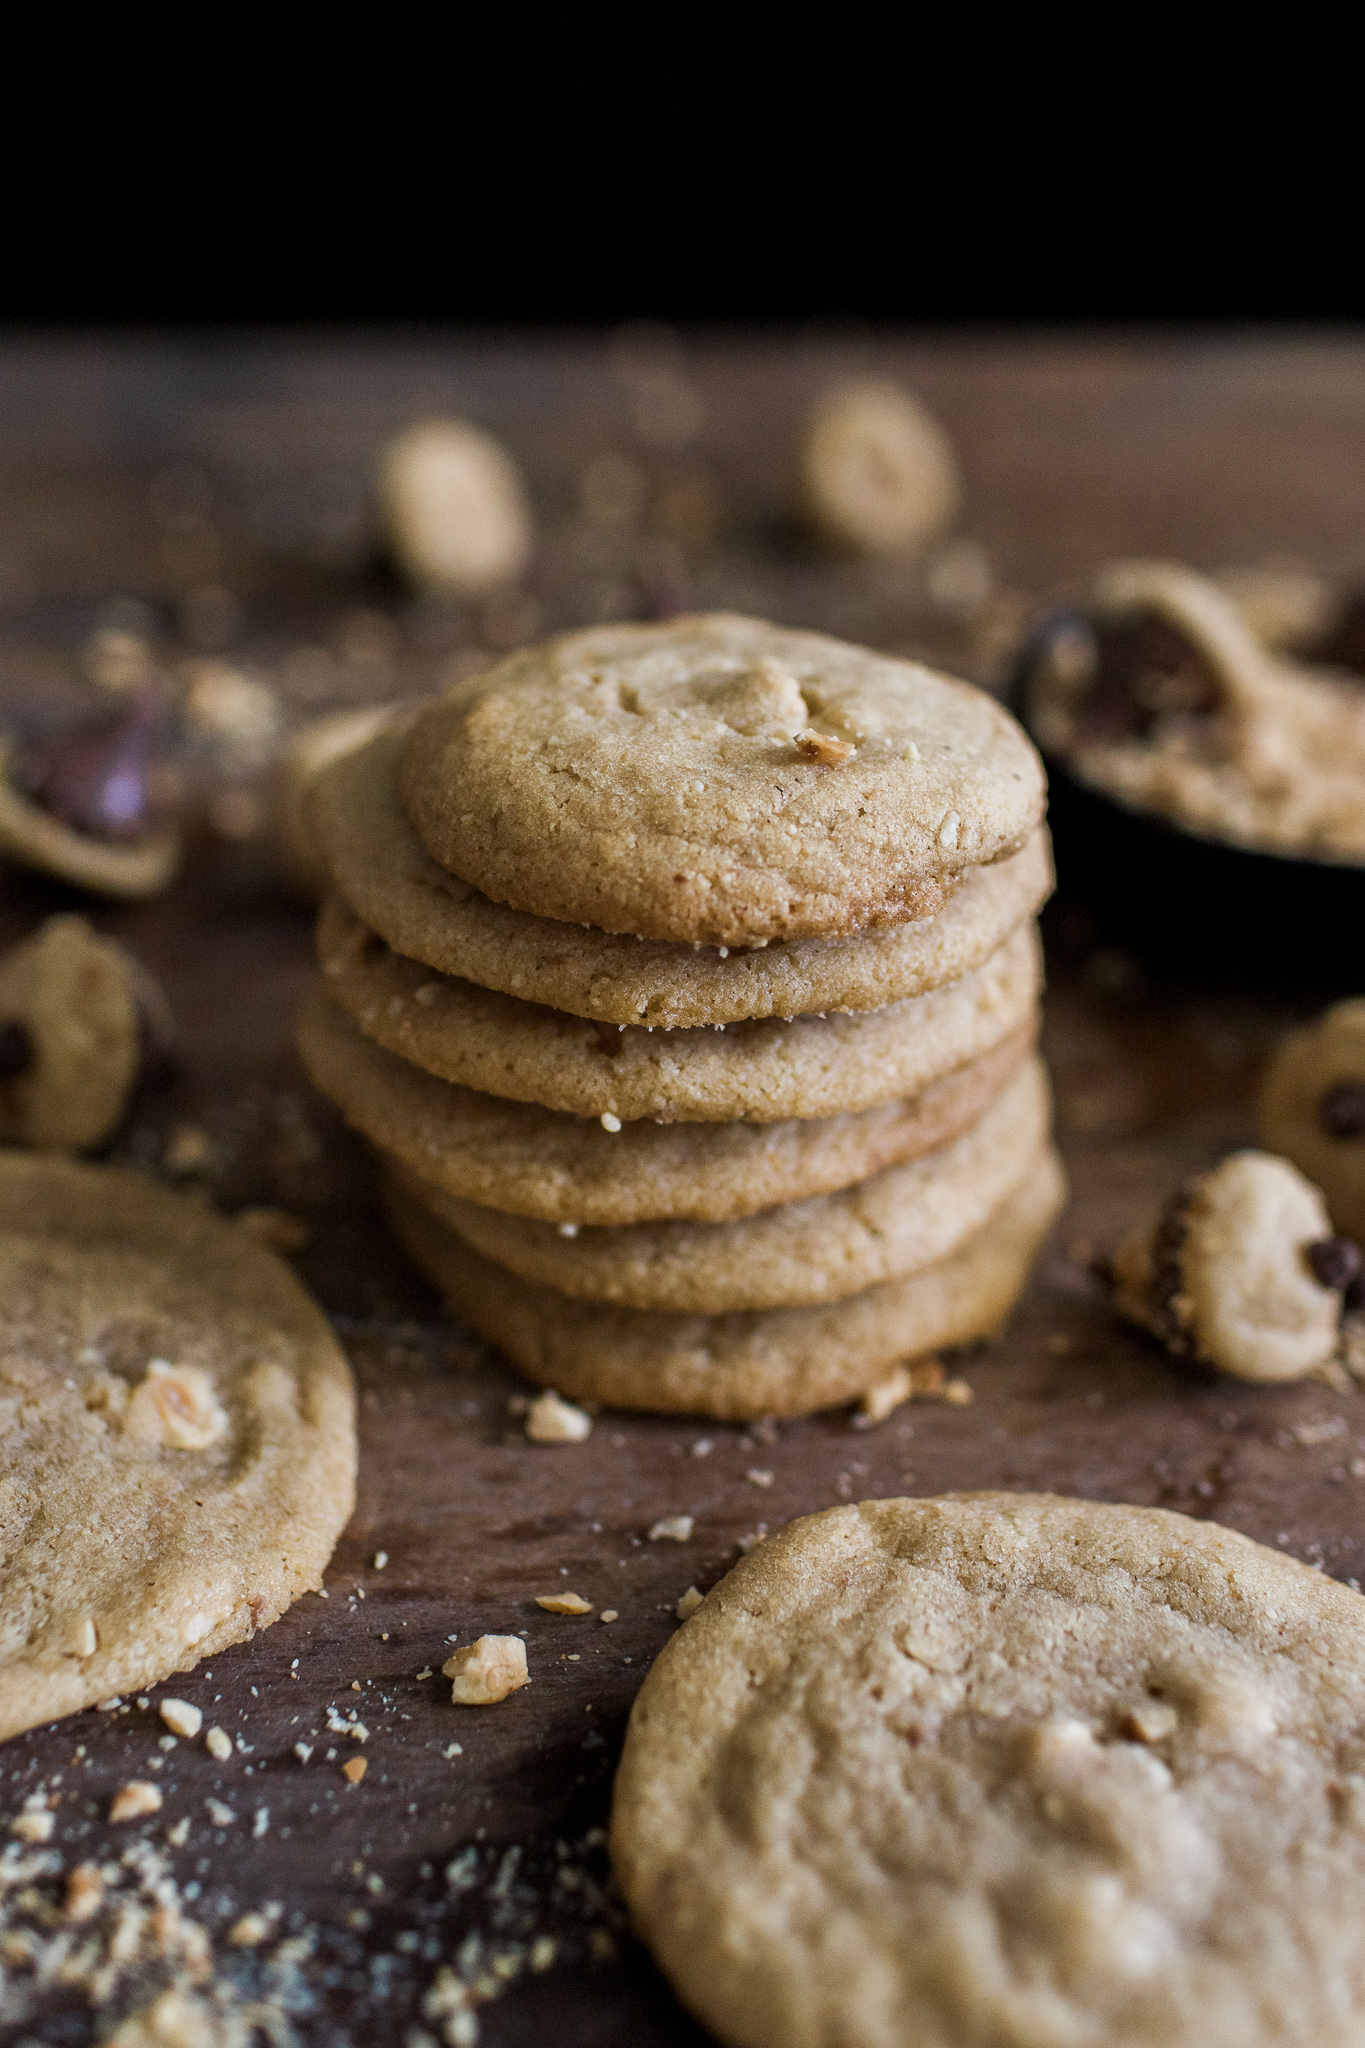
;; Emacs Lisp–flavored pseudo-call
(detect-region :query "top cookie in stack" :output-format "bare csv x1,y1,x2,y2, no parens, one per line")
298,614,1061,1420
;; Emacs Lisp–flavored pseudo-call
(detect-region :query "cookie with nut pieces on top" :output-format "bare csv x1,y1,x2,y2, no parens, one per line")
612,1492,1365,2048
396,614,1045,948
0,1153,355,1739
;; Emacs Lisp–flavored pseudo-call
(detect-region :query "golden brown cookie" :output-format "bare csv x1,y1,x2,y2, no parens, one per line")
310,720,1053,1026
318,896,1042,1123
394,1056,1049,1312
397,615,1045,946
1260,1001,1365,1242
0,1154,355,1738
298,983,1036,1225
386,1145,1065,1418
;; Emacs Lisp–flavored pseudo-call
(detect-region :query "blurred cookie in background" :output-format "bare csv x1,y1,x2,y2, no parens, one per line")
1261,1000,1365,1243
0,691,180,897
379,418,534,595
798,379,961,557
271,702,397,900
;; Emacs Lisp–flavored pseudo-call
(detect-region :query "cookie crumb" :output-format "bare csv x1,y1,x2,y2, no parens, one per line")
11,1808,53,1843
124,1359,228,1451
676,1587,704,1620
205,1726,233,1762
525,1390,592,1443
159,1698,202,1738
111,1780,162,1822
166,1816,191,1846
600,1112,622,1133
373,1550,389,1570
205,1799,236,1826
599,1610,619,1624
794,729,856,766
294,1742,313,1763
64,1862,105,1920
444,1635,530,1706
649,1515,694,1543
535,1593,593,1615
230,1911,271,1946
746,1468,774,1488
1125,1700,1179,1743
342,1757,368,1786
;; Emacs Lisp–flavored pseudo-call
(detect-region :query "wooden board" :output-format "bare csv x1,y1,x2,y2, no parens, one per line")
3,331,1364,2044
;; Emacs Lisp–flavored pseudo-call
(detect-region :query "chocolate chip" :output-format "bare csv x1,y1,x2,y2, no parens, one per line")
14,698,164,844
1077,613,1223,745
1318,1082,1365,1139
1306,590,1365,675
1307,1235,1364,1292
1145,1177,1202,1355
0,1018,34,1079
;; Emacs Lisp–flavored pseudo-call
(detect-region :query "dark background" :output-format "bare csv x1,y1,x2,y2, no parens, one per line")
4,19,1354,327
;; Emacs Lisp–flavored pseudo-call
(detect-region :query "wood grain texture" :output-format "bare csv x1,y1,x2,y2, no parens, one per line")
2,331,1364,2043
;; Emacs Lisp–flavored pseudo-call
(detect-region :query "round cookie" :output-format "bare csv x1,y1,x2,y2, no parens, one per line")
318,896,1042,1124
397,614,1045,946
272,701,395,900
0,1153,356,1738
298,985,1036,1225
311,721,1053,1027
1260,1001,1365,1242
386,1146,1065,1418
395,1056,1049,1312
612,1493,1365,2048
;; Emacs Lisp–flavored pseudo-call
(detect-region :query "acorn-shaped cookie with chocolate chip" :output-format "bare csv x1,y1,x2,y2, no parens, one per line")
0,693,180,897
0,915,174,1152
1114,1150,1358,1382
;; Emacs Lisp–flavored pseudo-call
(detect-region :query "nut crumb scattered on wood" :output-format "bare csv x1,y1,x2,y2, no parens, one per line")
855,1364,914,1426
159,1698,202,1738
525,1389,593,1442
110,1781,162,1822
535,1593,593,1615
11,1808,53,1843
342,1757,368,1786
444,1635,530,1705
649,1515,694,1543
229,1910,271,1945
676,1587,704,1621
599,1609,619,1624
64,1862,105,1920
205,1727,232,1761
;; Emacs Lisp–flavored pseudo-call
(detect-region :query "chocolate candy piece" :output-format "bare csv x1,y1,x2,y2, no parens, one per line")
1077,613,1222,745
0,1019,35,1079
1318,1082,1365,1140
1307,1234,1364,1292
15,698,163,844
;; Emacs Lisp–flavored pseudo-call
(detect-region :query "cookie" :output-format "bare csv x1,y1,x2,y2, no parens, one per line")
0,728,179,899
0,914,173,1153
611,1492,1365,2048
798,380,961,557
299,985,1036,1226
397,615,1045,946
1260,1002,1365,1242
394,1056,1049,1312
379,418,533,595
311,721,1052,1027
318,897,1041,1123
1114,1151,1347,1383
0,1154,355,1737
385,1145,1064,1418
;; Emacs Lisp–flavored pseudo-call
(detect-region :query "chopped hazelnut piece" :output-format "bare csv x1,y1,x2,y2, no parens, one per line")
794,729,856,765
64,1862,105,1920
205,1799,235,1827
525,1389,592,1443
342,1756,368,1786
1126,1701,1179,1744
205,1727,232,1761
535,1592,593,1616
676,1586,704,1621
444,1634,530,1705
110,1780,162,1822
599,1610,619,1624
649,1515,694,1543
855,1364,914,1427
124,1360,227,1451
159,1698,202,1738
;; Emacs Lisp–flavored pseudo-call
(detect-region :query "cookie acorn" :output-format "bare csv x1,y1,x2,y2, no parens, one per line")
1113,1150,1355,1383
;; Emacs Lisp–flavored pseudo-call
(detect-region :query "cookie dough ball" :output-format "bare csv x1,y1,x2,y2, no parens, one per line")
379,419,533,595
0,915,174,1153
799,379,960,556
273,703,395,899
1261,1001,1365,1242
1113,1150,1348,1382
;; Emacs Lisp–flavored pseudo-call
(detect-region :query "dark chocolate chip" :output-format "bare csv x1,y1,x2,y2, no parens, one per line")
14,697,165,844
1077,613,1223,745
1307,1235,1364,1292
1145,1177,1202,1355
1318,1082,1365,1139
0,1018,34,1079
1305,590,1365,676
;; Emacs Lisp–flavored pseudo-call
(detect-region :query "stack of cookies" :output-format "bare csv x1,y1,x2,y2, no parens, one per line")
298,614,1063,1420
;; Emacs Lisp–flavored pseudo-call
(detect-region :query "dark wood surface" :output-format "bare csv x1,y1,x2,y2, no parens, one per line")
4,330,1365,2045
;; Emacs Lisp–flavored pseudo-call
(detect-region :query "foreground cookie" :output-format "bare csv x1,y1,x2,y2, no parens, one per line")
299,985,1035,1225
0,1155,355,1738
312,722,1053,1027
613,1493,1365,2048
398,615,1044,946
1114,1150,1351,1382
387,1147,1063,1417
1261,1000,1365,1242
